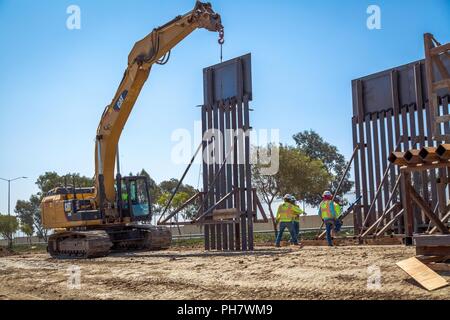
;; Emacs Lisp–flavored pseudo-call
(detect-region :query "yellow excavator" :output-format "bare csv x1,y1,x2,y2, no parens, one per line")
40,1,223,258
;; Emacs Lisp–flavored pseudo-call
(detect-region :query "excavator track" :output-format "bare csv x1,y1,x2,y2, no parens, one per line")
47,226,171,259
47,230,113,259
110,225,172,251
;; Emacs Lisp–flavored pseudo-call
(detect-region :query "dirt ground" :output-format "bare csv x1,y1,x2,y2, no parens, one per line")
0,245,449,300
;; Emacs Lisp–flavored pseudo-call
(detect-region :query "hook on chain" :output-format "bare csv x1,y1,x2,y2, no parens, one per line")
218,28,224,62
218,28,225,45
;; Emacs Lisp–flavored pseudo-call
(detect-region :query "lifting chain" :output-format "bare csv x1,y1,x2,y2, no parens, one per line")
218,28,225,62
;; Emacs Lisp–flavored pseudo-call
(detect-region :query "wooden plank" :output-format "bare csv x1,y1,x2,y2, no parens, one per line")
361,204,399,238
414,235,450,246
396,257,448,291
401,161,450,172
416,255,450,263
429,42,450,55
401,172,414,238
409,185,450,234
426,263,450,272
212,208,240,221
376,209,404,237
416,246,450,256
429,209,450,234
437,179,447,220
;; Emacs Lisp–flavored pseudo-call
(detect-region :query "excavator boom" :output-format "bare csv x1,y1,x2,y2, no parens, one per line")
95,1,223,210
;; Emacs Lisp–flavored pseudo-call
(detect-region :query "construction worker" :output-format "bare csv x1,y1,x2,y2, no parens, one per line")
291,199,306,244
318,191,342,247
275,194,303,247
333,195,344,232
121,191,129,209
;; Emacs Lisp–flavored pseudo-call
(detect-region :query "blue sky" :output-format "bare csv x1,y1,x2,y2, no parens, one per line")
0,0,448,214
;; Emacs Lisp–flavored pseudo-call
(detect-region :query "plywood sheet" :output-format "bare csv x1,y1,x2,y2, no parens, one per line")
396,257,448,291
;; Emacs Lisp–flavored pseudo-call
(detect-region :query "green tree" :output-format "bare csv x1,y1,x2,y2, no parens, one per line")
253,145,331,231
293,130,353,204
277,145,331,204
30,195,48,241
156,191,194,234
136,169,161,213
15,172,93,243
35,171,94,197
0,214,19,249
20,223,33,245
159,178,197,196
155,179,198,225
15,200,35,232
15,195,48,241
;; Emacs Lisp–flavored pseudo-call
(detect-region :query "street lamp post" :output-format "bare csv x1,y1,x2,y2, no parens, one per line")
0,176,27,249
0,177,28,216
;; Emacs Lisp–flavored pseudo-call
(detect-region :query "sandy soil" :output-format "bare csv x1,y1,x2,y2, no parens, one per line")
0,245,449,300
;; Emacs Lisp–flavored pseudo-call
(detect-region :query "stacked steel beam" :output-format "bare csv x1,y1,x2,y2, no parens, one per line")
389,144,450,166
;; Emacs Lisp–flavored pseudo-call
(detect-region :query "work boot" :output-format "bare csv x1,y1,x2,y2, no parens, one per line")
275,243,281,248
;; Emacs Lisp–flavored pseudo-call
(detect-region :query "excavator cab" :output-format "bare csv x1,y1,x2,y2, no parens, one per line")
119,176,152,222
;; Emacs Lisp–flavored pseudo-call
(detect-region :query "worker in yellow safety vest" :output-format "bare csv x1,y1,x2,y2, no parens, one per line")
291,200,306,244
275,194,303,247
318,191,342,246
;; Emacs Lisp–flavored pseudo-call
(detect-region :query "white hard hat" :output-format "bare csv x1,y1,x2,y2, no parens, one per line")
322,190,332,197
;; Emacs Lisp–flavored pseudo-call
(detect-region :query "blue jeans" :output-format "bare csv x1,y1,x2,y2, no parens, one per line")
275,221,298,246
291,221,300,243
324,219,335,246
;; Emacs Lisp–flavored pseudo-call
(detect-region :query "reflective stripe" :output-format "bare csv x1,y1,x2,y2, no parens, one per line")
277,202,302,222
320,200,336,220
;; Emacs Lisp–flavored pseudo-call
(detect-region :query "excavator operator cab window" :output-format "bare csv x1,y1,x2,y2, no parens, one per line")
122,177,151,221
121,183,129,210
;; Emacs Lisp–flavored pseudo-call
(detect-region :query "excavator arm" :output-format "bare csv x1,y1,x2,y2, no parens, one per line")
94,1,223,210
